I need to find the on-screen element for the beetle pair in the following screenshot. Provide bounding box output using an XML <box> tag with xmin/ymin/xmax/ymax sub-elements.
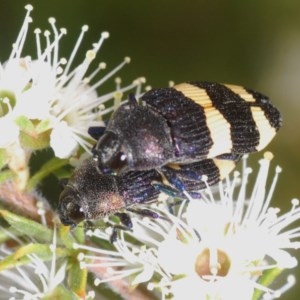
<box><xmin>58</xmin><ymin>81</ymin><xmax>282</xmax><ymax>230</ymax></box>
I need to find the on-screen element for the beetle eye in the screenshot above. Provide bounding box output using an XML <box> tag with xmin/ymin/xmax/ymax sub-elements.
<box><xmin>58</xmin><ymin>198</ymin><xmax>85</xmax><ymax>228</ymax></box>
<box><xmin>110</xmin><ymin>152</ymin><xmax>127</xmax><ymax>172</ymax></box>
<box><xmin>67</xmin><ymin>201</ymin><xmax>85</xmax><ymax>224</ymax></box>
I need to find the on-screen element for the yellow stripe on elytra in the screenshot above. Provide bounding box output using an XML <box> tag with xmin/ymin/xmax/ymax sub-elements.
<box><xmin>250</xmin><ymin>106</ymin><xmax>277</xmax><ymax>151</ymax></box>
<box><xmin>224</xmin><ymin>84</ymin><xmax>256</xmax><ymax>103</ymax></box>
<box><xmin>174</xmin><ymin>82</ymin><xmax>233</xmax><ymax>158</ymax></box>
<box><xmin>213</xmin><ymin>158</ymin><xmax>236</xmax><ymax>180</ymax></box>
<box><xmin>174</xmin><ymin>83</ymin><xmax>213</xmax><ymax>107</ymax></box>
<box><xmin>205</xmin><ymin>107</ymin><xmax>233</xmax><ymax>158</ymax></box>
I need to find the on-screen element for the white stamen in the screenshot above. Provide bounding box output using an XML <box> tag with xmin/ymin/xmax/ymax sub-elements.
<box><xmin>88</xmin><ymin>57</ymin><xmax>131</xmax><ymax>92</ymax></box>
<box><xmin>62</xmin><ymin>25</ymin><xmax>88</xmax><ymax>79</ymax></box>
<box><xmin>9</xmin><ymin>5</ymin><xmax>33</xmax><ymax>60</ymax></box>
<box><xmin>34</xmin><ymin>28</ymin><xmax>42</xmax><ymax>57</ymax></box>
<box><xmin>263</xmin><ymin>275</ymin><xmax>296</xmax><ymax>299</ymax></box>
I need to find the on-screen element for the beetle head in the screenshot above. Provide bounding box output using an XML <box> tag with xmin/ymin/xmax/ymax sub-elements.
<box><xmin>58</xmin><ymin>186</ymin><xmax>85</xmax><ymax>228</ymax></box>
<box><xmin>94</xmin><ymin>102</ymin><xmax>173</xmax><ymax>173</ymax></box>
<box><xmin>58</xmin><ymin>158</ymin><xmax>125</xmax><ymax>227</ymax></box>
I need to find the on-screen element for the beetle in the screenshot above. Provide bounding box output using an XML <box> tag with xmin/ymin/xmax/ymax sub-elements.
<box><xmin>58</xmin><ymin>155</ymin><xmax>238</xmax><ymax>231</ymax></box>
<box><xmin>91</xmin><ymin>81</ymin><xmax>282</xmax><ymax>190</ymax></box>
<box><xmin>58</xmin><ymin>157</ymin><xmax>161</xmax><ymax>229</ymax></box>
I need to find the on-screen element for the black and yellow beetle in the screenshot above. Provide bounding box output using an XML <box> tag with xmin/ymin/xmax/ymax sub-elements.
<box><xmin>91</xmin><ymin>81</ymin><xmax>282</xmax><ymax>190</ymax></box>
<box><xmin>59</xmin><ymin>81</ymin><xmax>281</xmax><ymax>235</ymax></box>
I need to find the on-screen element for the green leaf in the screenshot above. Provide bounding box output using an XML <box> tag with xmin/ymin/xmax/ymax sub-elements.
<box><xmin>0</xmin><ymin>243</ymin><xmax>69</xmax><ymax>271</ymax></box>
<box><xmin>43</xmin><ymin>285</ymin><xmax>77</xmax><ymax>300</ymax></box>
<box><xmin>68</xmin><ymin>258</ymin><xmax>88</xmax><ymax>298</ymax></box>
<box><xmin>73</xmin><ymin>222</ymin><xmax>86</xmax><ymax>245</ymax></box>
<box><xmin>59</xmin><ymin>225</ymin><xmax>77</xmax><ymax>249</ymax></box>
<box><xmin>0</xmin><ymin>209</ymin><xmax>53</xmax><ymax>243</ymax></box>
<box><xmin>0</xmin><ymin>225</ymin><xmax>23</xmax><ymax>243</ymax></box>
<box><xmin>27</xmin><ymin>157</ymin><xmax>69</xmax><ymax>190</ymax></box>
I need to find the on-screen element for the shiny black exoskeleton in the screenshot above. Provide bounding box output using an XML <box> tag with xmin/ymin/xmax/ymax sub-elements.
<box><xmin>58</xmin><ymin>81</ymin><xmax>282</xmax><ymax>242</ymax></box>
<box><xmin>58</xmin><ymin>154</ymin><xmax>237</xmax><ymax>231</ymax></box>
<box><xmin>92</xmin><ymin>82</ymin><xmax>282</xmax><ymax>179</ymax></box>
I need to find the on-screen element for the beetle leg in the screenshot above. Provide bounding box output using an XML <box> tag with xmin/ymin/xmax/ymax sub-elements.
<box><xmin>126</xmin><ymin>207</ymin><xmax>171</xmax><ymax>223</ymax></box>
<box><xmin>162</xmin><ymin>156</ymin><xmax>242</xmax><ymax>193</ymax></box>
<box><xmin>110</xmin><ymin>227</ymin><xmax>118</xmax><ymax>243</ymax></box>
<box><xmin>152</xmin><ymin>182</ymin><xmax>179</xmax><ymax>197</ymax></box>
<box><xmin>115</xmin><ymin>212</ymin><xmax>133</xmax><ymax>229</ymax></box>
<box><xmin>109</xmin><ymin>212</ymin><xmax>133</xmax><ymax>243</ymax></box>
<box><xmin>127</xmin><ymin>207</ymin><xmax>160</xmax><ymax>219</ymax></box>
<box><xmin>110</xmin><ymin>208</ymin><xmax>172</xmax><ymax>242</ymax></box>
<box><xmin>161</xmin><ymin>167</ymin><xmax>187</xmax><ymax>192</ymax></box>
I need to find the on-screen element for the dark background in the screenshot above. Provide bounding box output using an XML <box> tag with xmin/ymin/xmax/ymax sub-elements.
<box><xmin>1</xmin><ymin>1</ymin><xmax>300</xmax><ymax>299</ymax></box>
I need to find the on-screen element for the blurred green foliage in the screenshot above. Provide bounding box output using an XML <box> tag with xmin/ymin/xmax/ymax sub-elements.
<box><xmin>0</xmin><ymin>1</ymin><xmax>300</xmax><ymax>299</ymax></box>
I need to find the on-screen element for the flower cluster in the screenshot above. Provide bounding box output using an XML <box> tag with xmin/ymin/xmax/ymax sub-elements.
<box><xmin>75</xmin><ymin>153</ymin><xmax>300</xmax><ymax>300</ymax></box>
<box><xmin>0</xmin><ymin>4</ymin><xmax>299</xmax><ymax>300</ymax></box>
<box><xmin>0</xmin><ymin>4</ymin><xmax>144</xmax><ymax>189</ymax></box>
<box><xmin>0</xmin><ymin>226</ymin><xmax>67</xmax><ymax>299</ymax></box>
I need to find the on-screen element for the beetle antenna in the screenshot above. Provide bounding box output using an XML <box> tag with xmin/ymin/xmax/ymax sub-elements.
<box><xmin>128</xmin><ymin>93</ymin><xmax>138</xmax><ymax>107</ymax></box>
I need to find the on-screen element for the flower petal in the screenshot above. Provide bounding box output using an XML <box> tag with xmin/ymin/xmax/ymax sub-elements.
<box><xmin>50</xmin><ymin>121</ymin><xmax>77</xmax><ymax>158</ymax></box>
<box><xmin>0</xmin><ymin>116</ymin><xmax>19</xmax><ymax>147</ymax></box>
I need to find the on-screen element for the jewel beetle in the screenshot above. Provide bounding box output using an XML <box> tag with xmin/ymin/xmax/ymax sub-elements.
<box><xmin>58</xmin><ymin>157</ymin><xmax>161</xmax><ymax>228</ymax></box>
<box><xmin>58</xmin><ymin>155</ymin><xmax>238</xmax><ymax>229</ymax></box>
<box><xmin>91</xmin><ymin>81</ymin><xmax>282</xmax><ymax>190</ymax></box>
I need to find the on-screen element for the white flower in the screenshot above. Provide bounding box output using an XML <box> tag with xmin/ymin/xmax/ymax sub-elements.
<box><xmin>0</xmin><ymin>6</ymin><xmax>46</xmax><ymax>148</ymax></box>
<box><xmin>75</xmin><ymin>153</ymin><xmax>300</xmax><ymax>300</ymax></box>
<box><xmin>0</xmin><ymin>200</ymin><xmax>98</xmax><ymax>299</ymax></box>
<box><xmin>0</xmin><ymin>106</ymin><xmax>19</xmax><ymax>148</ymax></box>
<box><xmin>0</xmin><ymin>5</ymin><xmax>145</xmax><ymax>158</ymax></box>
<box><xmin>30</xmin><ymin>18</ymin><xmax>143</xmax><ymax>158</ymax></box>
<box><xmin>74</xmin><ymin>228</ymin><xmax>161</xmax><ymax>287</ymax></box>
<box><xmin>13</xmin><ymin>60</ymin><xmax>55</xmax><ymax>120</ymax></box>
<box><xmin>0</xmin><ymin>226</ymin><xmax>67</xmax><ymax>300</ymax></box>
<box><xmin>0</xmin><ymin>58</ymin><xmax>31</xmax><ymax>148</ymax></box>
